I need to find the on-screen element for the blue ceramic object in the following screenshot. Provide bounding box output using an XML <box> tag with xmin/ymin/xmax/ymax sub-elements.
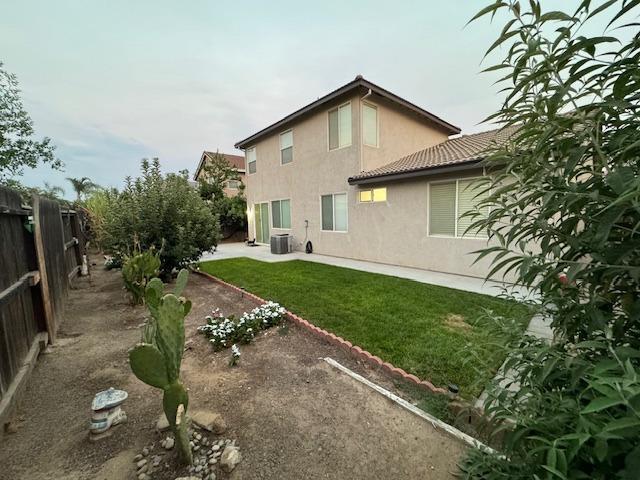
<box><xmin>92</xmin><ymin>387</ymin><xmax>128</xmax><ymax>411</ymax></box>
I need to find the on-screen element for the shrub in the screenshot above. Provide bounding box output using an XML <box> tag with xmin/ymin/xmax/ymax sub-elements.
<box><xmin>103</xmin><ymin>158</ymin><xmax>220</xmax><ymax>277</ymax></box>
<box><xmin>460</xmin><ymin>1</ymin><xmax>640</xmax><ymax>479</ymax></box>
<box><xmin>198</xmin><ymin>302</ymin><xmax>286</xmax><ymax>350</ymax></box>
<box><xmin>121</xmin><ymin>244</ymin><xmax>160</xmax><ymax>305</ymax></box>
<box><xmin>82</xmin><ymin>188</ymin><xmax>114</xmax><ymax>251</ymax></box>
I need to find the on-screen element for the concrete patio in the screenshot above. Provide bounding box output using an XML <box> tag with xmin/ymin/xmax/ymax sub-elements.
<box><xmin>201</xmin><ymin>242</ymin><xmax>535</xmax><ymax>300</ymax></box>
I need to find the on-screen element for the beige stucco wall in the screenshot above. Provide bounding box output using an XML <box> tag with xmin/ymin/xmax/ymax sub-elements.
<box><xmin>244</xmin><ymin>93</ymin><xmax>495</xmax><ymax>279</ymax></box>
<box><xmin>361</xmin><ymin>98</ymin><xmax>449</xmax><ymax>172</ymax></box>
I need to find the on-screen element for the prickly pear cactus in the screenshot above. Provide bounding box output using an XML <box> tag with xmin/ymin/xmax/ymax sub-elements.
<box><xmin>129</xmin><ymin>269</ymin><xmax>193</xmax><ymax>464</ymax></box>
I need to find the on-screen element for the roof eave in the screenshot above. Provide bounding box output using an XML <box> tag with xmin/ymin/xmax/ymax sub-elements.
<box><xmin>234</xmin><ymin>77</ymin><xmax>460</xmax><ymax>149</ymax></box>
<box><xmin>348</xmin><ymin>159</ymin><xmax>483</xmax><ymax>185</ymax></box>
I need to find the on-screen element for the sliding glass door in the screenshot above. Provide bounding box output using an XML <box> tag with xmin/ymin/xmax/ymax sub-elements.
<box><xmin>254</xmin><ymin>202</ymin><xmax>269</xmax><ymax>244</ymax></box>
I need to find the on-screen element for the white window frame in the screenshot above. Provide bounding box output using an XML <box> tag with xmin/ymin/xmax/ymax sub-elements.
<box><xmin>427</xmin><ymin>177</ymin><xmax>488</xmax><ymax>239</ymax></box>
<box><xmin>358</xmin><ymin>187</ymin><xmax>387</xmax><ymax>203</ymax></box>
<box><xmin>361</xmin><ymin>101</ymin><xmax>379</xmax><ymax>148</ymax></box>
<box><xmin>246</xmin><ymin>147</ymin><xmax>257</xmax><ymax>174</ymax></box>
<box><xmin>271</xmin><ymin>198</ymin><xmax>292</xmax><ymax>230</ymax></box>
<box><xmin>327</xmin><ymin>101</ymin><xmax>352</xmax><ymax>151</ymax></box>
<box><xmin>279</xmin><ymin>130</ymin><xmax>293</xmax><ymax>165</ymax></box>
<box><xmin>319</xmin><ymin>192</ymin><xmax>348</xmax><ymax>233</ymax></box>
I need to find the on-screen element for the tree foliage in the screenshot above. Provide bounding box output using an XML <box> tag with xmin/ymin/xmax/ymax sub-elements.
<box><xmin>197</xmin><ymin>151</ymin><xmax>247</xmax><ymax>237</ymax></box>
<box><xmin>66</xmin><ymin>176</ymin><xmax>98</xmax><ymax>201</ymax></box>
<box><xmin>460</xmin><ymin>1</ymin><xmax>640</xmax><ymax>478</ymax></box>
<box><xmin>102</xmin><ymin>158</ymin><xmax>220</xmax><ymax>277</ymax></box>
<box><xmin>0</xmin><ymin>62</ymin><xmax>61</xmax><ymax>179</ymax></box>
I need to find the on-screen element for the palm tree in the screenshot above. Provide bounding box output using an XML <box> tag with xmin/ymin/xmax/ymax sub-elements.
<box><xmin>66</xmin><ymin>176</ymin><xmax>99</xmax><ymax>201</ymax></box>
<box><xmin>42</xmin><ymin>182</ymin><xmax>65</xmax><ymax>199</ymax></box>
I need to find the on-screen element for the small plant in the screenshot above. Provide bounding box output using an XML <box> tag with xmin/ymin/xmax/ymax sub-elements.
<box><xmin>229</xmin><ymin>344</ymin><xmax>241</xmax><ymax>366</ymax></box>
<box><xmin>129</xmin><ymin>269</ymin><xmax>193</xmax><ymax>464</ymax></box>
<box><xmin>122</xmin><ymin>244</ymin><xmax>161</xmax><ymax>304</ymax></box>
<box><xmin>198</xmin><ymin>301</ymin><xmax>287</xmax><ymax>350</ymax></box>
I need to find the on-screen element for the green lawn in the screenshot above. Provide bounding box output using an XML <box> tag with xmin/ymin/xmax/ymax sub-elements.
<box><xmin>199</xmin><ymin>258</ymin><xmax>530</xmax><ymax>397</ymax></box>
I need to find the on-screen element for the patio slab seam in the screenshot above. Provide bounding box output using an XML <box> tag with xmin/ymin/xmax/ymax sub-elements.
<box><xmin>194</xmin><ymin>269</ymin><xmax>448</xmax><ymax>395</ymax></box>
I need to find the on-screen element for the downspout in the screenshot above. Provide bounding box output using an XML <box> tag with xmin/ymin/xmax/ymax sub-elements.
<box><xmin>359</xmin><ymin>88</ymin><xmax>372</xmax><ymax>172</ymax></box>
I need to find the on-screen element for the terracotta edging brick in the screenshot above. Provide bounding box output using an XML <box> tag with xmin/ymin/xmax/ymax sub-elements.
<box><xmin>194</xmin><ymin>269</ymin><xmax>448</xmax><ymax>395</ymax></box>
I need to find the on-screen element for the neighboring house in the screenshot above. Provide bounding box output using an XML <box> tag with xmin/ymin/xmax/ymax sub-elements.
<box><xmin>234</xmin><ymin>76</ymin><xmax>512</xmax><ymax>278</ymax></box>
<box><xmin>194</xmin><ymin>151</ymin><xmax>246</xmax><ymax>197</ymax></box>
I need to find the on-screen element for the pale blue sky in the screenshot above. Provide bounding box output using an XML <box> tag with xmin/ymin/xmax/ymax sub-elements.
<box><xmin>0</xmin><ymin>0</ymin><xmax>608</xmax><ymax>196</ymax></box>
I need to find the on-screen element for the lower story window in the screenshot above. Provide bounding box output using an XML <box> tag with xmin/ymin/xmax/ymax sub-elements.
<box><xmin>321</xmin><ymin>193</ymin><xmax>347</xmax><ymax>232</ymax></box>
<box><xmin>429</xmin><ymin>179</ymin><xmax>488</xmax><ymax>238</ymax></box>
<box><xmin>359</xmin><ymin>187</ymin><xmax>387</xmax><ymax>203</ymax></box>
<box><xmin>271</xmin><ymin>199</ymin><xmax>291</xmax><ymax>229</ymax></box>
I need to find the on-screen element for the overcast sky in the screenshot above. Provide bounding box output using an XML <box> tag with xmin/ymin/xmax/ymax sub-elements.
<box><xmin>0</xmin><ymin>0</ymin><xmax>592</xmax><ymax>196</ymax></box>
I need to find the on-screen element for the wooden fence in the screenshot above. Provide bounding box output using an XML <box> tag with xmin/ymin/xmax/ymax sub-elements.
<box><xmin>0</xmin><ymin>186</ymin><xmax>87</xmax><ymax>428</ymax></box>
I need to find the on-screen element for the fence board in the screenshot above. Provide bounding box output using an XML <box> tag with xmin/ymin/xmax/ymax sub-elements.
<box><xmin>0</xmin><ymin>187</ymin><xmax>41</xmax><ymax>401</ymax></box>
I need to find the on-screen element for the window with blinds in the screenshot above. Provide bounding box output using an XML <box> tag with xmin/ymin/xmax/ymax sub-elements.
<box><xmin>247</xmin><ymin>147</ymin><xmax>256</xmax><ymax>174</ymax></box>
<box><xmin>280</xmin><ymin>130</ymin><xmax>293</xmax><ymax>165</ymax></box>
<box><xmin>321</xmin><ymin>193</ymin><xmax>347</xmax><ymax>231</ymax></box>
<box><xmin>328</xmin><ymin>103</ymin><xmax>352</xmax><ymax>150</ymax></box>
<box><xmin>271</xmin><ymin>199</ymin><xmax>291</xmax><ymax>229</ymax></box>
<box><xmin>429</xmin><ymin>179</ymin><xmax>488</xmax><ymax>238</ymax></box>
<box><xmin>362</xmin><ymin>103</ymin><xmax>378</xmax><ymax>147</ymax></box>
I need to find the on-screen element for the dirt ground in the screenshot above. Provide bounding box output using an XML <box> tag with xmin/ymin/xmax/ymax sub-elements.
<box><xmin>0</xmin><ymin>255</ymin><xmax>466</xmax><ymax>479</ymax></box>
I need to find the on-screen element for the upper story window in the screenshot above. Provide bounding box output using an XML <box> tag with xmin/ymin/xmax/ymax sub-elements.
<box><xmin>280</xmin><ymin>130</ymin><xmax>293</xmax><ymax>165</ymax></box>
<box><xmin>328</xmin><ymin>102</ymin><xmax>352</xmax><ymax>150</ymax></box>
<box><xmin>247</xmin><ymin>147</ymin><xmax>256</xmax><ymax>174</ymax></box>
<box><xmin>362</xmin><ymin>102</ymin><xmax>378</xmax><ymax>147</ymax></box>
<box><xmin>429</xmin><ymin>178</ymin><xmax>489</xmax><ymax>238</ymax></box>
<box><xmin>226</xmin><ymin>180</ymin><xmax>240</xmax><ymax>189</ymax></box>
<box><xmin>321</xmin><ymin>193</ymin><xmax>348</xmax><ymax>232</ymax></box>
<box><xmin>359</xmin><ymin>187</ymin><xmax>386</xmax><ymax>203</ymax></box>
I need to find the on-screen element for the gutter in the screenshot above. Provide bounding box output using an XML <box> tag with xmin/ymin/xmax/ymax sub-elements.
<box><xmin>348</xmin><ymin>160</ymin><xmax>483</xmax><ymax>185</ymax></box>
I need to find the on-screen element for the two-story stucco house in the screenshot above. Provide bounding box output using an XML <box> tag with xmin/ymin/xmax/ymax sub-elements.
<box><xmin>194</xmin><ymin>151</ymin><xmax>246</xmax><ymax>197</ymax></box>
<box><xmin>234</xmin><ymin>76</ymin><xmax>510</xmax><ymax>278</ymax></box>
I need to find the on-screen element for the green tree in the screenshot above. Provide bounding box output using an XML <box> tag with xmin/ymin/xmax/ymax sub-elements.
<box><xmin>103</xmin><ymin>158</ymin><xmax>220</xmax><ymax>277</ymax></box>
<box><xmin>0</xmin><ymin>62</ymin><xmax>61</xmax><ymax>179</ymax></box>
<box><xmin>460</xmin><ymin>1</ymin><xmax>640</xmax><ymax>479</ymax></box>
<box><xmin>198</xmin><ymin>151</ymin><xmax>247</xmax><ymax>237</ymax></box>
<box><xmin>66</xmin><ymin>176</ymin><xmax>98</xmax><ymax>201</ymax></box>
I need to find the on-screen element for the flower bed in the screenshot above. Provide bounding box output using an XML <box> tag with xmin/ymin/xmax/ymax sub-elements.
<box><xmin>197</xmin><ymin>301</ymin><xmax>286</xmax><ymax>350</ymax></box>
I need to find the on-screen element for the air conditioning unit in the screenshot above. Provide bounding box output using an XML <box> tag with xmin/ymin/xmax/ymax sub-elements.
<box><xmin>270</xmin><ymin>234</ymin><xmax>292</xmax><ymax>254</ymax></box>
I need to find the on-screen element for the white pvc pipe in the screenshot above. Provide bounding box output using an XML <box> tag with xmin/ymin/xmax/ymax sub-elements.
<box><xmin>323</xmin><ymin>357</ymin><xmax>496</xmax><ymax>454</ymax></box>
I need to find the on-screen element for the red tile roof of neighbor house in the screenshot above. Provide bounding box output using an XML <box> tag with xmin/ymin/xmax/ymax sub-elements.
<box><xmin>194</xmin><ymin>151</ymin><xmax>245</xmax><ymax>180</ymax></box>
<box><xmin>349</xmin><ymin>125</ymin><xmax>519</xmax><ymax>184</ymax></box>
<box><xmin>234</xmin><ymin>75</ymin><xmax>461</xmax><ymax>149</ymax></box>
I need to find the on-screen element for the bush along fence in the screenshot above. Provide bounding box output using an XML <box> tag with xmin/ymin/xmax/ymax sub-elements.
<box><xmin>0</xmin><ymin>186</ymin><xmax>88</xmax><ymax>432</ymax></box>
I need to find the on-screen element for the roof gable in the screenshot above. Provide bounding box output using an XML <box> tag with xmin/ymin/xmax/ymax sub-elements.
<box><xmin>194</xmin><ymin>151</ymin><xmax>245</xmax><ymax>180</ymax></box>
<box><xmin>234</xmin><ymin>76</ymin><xmax>460</xmax><ymax>149</ymax></box>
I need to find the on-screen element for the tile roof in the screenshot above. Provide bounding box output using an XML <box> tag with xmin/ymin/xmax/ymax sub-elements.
<box><xmin>204</xmin><ymin>151</ymin><xmax>245</xmax><ymax>171</ymax></box>
<box><xmin>194</xmin><ymin>151</ymin><xmax>245</xmax><ymax>180</ymax></box>
<box><xmin>349</xmin><ymin>126</ymin><xmax>518</xmax><ymax>183</ymax></box>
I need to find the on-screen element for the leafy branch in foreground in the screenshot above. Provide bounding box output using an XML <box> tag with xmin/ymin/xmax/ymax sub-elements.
<box><xmin>460</xmin><ymin>1</ymin><xmax>640</xmax><ymax>479</ymax></box>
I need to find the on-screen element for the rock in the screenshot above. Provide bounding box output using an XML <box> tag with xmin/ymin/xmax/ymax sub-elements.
<box><xmin>134</xmin><ymin>454</ymin><xmax>143</xmax><ymax>462</ymax></box>
<box><xmin>136</xmin><ymin>459</ymin><xmax>147</xmax><ymax>468</ymax></box>
<box><xmin>220</xmin><ymin>445</ymin><xmax>242</xmax><ymax>473</ymax></box>
<box><xmin>137</xmin><ymin>464</ymin><xmax>148</xmax><ymax>474</ymax></box>
<box><xmin>138</xmin><ymin>473</ymin><xmax>149</xmax><ymax>480</ymax></box>
<box><xmin>190</xmin><ymin>410</ymin><xmax>227</xmax><ymax>434</ymax></box>
<box><xmin>164</xmin><ymin>437</ymin><xmax>174</xmax><ymax>450</ymax></box>
<box><xmin>142</xmin><ymin>447</ymin><xmax>149</xmax><ymax>456</ymax></box>
<box><xmin>156</xmin><ymin>413</ymin><xmax>171</xmax><ymax>431</ymax></box>
<box><xmin>174</xmin><ymin>477</ymin><xmax>200</xmax><ymax>480</ymax></box>
<box><xmin>212</xmin><ymin>444</ymin><xmax>220</xmax><ymax>452</ymax></box>
<box><xmin>209</xmin><ymin>457</ymin><xmax>217</xmax><ymax>465</ymax></box>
